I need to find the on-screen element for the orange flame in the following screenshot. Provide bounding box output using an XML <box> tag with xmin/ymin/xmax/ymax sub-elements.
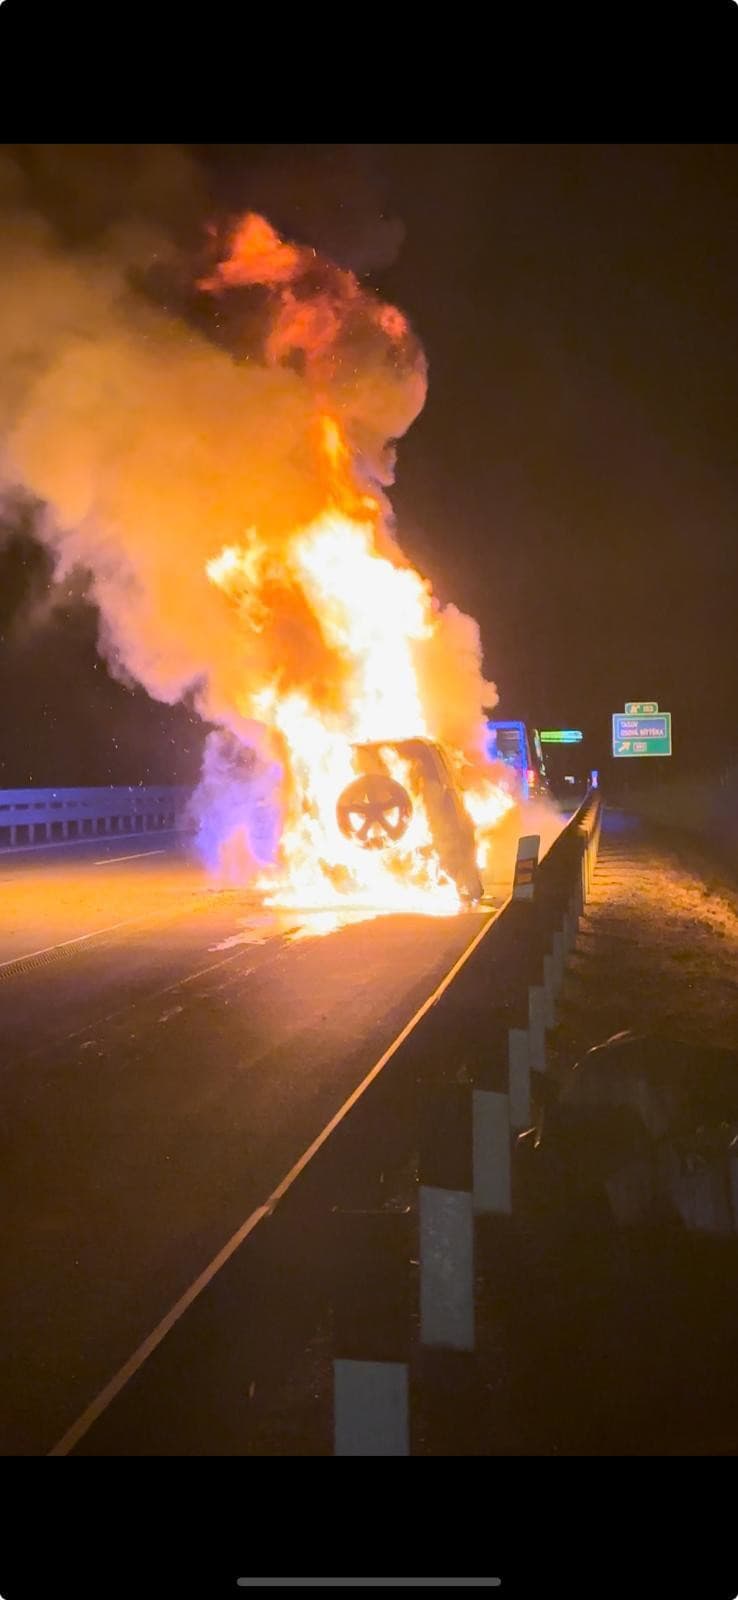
<box><xmin>199</xmin><ymin>212</ymin><xmax>512</xmax><ymax>914</ymax></box>
<box><xmin>205</xmin><ymin>403</ymin><xmax>513</xmax><ymax>915</ymax></box>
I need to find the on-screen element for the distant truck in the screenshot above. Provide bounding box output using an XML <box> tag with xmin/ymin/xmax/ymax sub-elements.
<box><xmin>485</xmin><ymin>720</ymin><xmax>551</xmax><ymax>803</ymax></box>
<box><xmin>537</xmin><ymin>741</ymin><xmax>590</xmax><ymax>802</ymax></box>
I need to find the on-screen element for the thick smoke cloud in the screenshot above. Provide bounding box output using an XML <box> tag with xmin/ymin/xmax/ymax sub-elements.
<box><xmin>0</xmin><ymin>146</ymin><xmax>497</xmax><ymax>834</ymax></box>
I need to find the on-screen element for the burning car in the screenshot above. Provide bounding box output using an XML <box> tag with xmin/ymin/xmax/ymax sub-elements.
<box><xmin>335</xmin><ymin>737</ymin><xmax>484</xmax><ymax>903</ymax></box>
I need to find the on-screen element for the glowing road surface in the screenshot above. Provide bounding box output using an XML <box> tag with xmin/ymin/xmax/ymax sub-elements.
<box><xmin>0</xmin><ymin>814</ymin><xmax>563</xmax><ymax>1455</ymax></box>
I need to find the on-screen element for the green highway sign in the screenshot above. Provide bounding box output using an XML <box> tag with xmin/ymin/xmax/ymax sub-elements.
<box><xmin>612</xmin><ymin>712</ymin><xmax>672</xmax><ymax>758</ymax></box>
<box><xmin>625</xmin><ymin>701</ymin><xmax>659</xmax><ymax>715</ymax></box>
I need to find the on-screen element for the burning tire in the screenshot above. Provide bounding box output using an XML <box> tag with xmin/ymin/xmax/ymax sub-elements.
<box><xmin>336</xmin><ymin>772</ymin><xmax>413</xmax><ymax>849</ymax></box>
<box><xmin>338</xmin><ymin>740</ymin><xmax>484</xmax><ymax>904</ymax></box>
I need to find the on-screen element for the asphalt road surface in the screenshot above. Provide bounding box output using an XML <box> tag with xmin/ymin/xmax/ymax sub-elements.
<box><xmin>1</xmin><ymin>830</ymin><xmax>520</xmax><ymax>1455</ymax></box>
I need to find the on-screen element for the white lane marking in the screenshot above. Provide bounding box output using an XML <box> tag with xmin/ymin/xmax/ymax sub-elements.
<box><xmin>0</xmin><ymin>828</ymin><xmax>179</xmax><ymax>863</ymax></box>
<box><xmin>0</xmin><ymin>874</ymin><xmax>233</xmax><ymax>973</ymax></box>
<box><xmin>0</xmin><ymin>917</ymin><xmax>157</xmax><ymax>971</ymax></box>
<box><xmin>94</xmin><ymin>849</ymin><xmax>166</xmax><ymax>866</ymax></box>
<box><xmin>15</xmin><ymin>939</ymin><xmax>284</xmax><ymax>1072</ymax></box>
<box><xmin>48</xmin><ymin>899</ymin><xmax>508</xmax><ymax>1457</ymax></box>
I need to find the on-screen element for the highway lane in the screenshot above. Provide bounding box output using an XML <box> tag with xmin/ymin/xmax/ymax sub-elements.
<box><xmin>0</xmin><ymin>829</ymin><xmax>515</xmax><ymax>1058</ymax></box>
<box><xmin>0</xmin><ymin>830</ymin><xmax>212</xmax><ymax>967</ymax></box>
<box><xmin>0</xmin><ymin>805</ymin><xmax>569</xmax><ymax>1455</ymax></box>
<box><xmin>0</xmin><ymin>824</ymin><xmax>519</xmax><ymax>967</ymax></box>
<box><xmin>1</xmin><ymin>834</ymin><xmax>509</xmax><ymax>1456</ymax></box>
<box><xmin>0</xmin><ymin>788</ymin><xmax>565</xmax><ymax>962</ymax></box>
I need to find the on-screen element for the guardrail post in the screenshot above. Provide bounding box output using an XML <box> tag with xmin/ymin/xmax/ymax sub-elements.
<box><xmin>572</xmin><ymin>828</ymin><xmax>586</xmax><ymax>921</ymax></box>
<box><xmin>419</xmin><ymin>1085</ymin><xmax>474</xmax><ymax>1351</ymax></box>
<box><xmin>592</xmin><ymin>800</ymin><xmax>602</xmax><ymax>871</ymax></box>
<box><xmin>508</xmin><ymin>1023</ymin><xmax>531</xmax><ymax>1132</ymax></box>
<box><xmin>581</xmin><ymin>796</ymin><xmax>602</xmax><ymax>899</ymax></box>
<box><xmin>525</xmin><ymin>896</ymin><xmax>544</xmax><ymax>1075</ymax></box>
<box><xmin>528</xmin><ymin>950</ymin><xmax>547</xmax><ymax>1076</ymax></box>
<box><xmin>539</xmin><ymin>869</ymin><xmax>566</xmax><ymax>1025</ymax></box>
<box><xmin>576</xmin><ymin>832</ymin><xmax>585</xmax><ymax>908</ymax></box>
<box><xmin>485</xmin><ymin>899</ymin><xmax>535</xmax><ymax>1130</ymax></box>
<box><xmin>530</xmin><ymin>797</ymin><xmax>602</xmax><ymax>1064</ymax></box>
<box><xmin>415</xmin><ymin>1084</ymin><xmax>481</xmax><ymax>1456</ymax></box>
<box><xmin>512</xmin><ymin>833</ymin><xmax>540</xmax><ymax>902</ymax></box>
<box><xmin>472</xmin><ymin>1018</ymin><xmax>513</xmax><ymax>1216</ymax></box>
<box><xmin>511</xmin><ymin>835</ymin><xmax>548</xmax><ymax>1075</ymax></box>
<box><xmin>332</xmin><ymin>1209</ymin><xmax>410</xmax><ymax>1455</ymax></box>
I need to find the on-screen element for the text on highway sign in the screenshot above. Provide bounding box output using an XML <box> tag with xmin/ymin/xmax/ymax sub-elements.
<box><xmin>612</xmin><ymin>712</ymin><xmax>672</xmax><ymax>758</ymax></box>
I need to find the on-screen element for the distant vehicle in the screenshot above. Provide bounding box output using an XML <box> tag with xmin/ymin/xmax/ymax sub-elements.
<box><xmin>543</xmin><ymin>755</ymin><xmax>590</xmax><ymax>803</ymax></box>
<box><xmin>484</xmin><ymin>719</ymin><xmax>551</xmax><ymax>802</ymax></box>
<box><xmin>336</xmin><ymin>737</ymin><xmax>483</xmax><ymax>902</ymax></box>
<box><xmin>535</xmin><ymin>737</ymin><xmax>590</xmax><ymax>802</ymax></box>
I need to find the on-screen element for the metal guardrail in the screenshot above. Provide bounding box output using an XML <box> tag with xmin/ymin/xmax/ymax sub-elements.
<box><xmin>62</xmin><ymin>788</ymin><xmax>605</xmax><ymax>1458</ymax></box>
<box><xmin>0</xmin><ymin>786</ymin><xmax>193</xmax><ymax>849</ymax></box>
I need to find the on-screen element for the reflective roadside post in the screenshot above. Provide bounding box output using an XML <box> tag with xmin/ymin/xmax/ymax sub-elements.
<box><xmin>333</xmin><ymin>1210</ymin><xmax>410</xmax><ymax>1455</ymax></box>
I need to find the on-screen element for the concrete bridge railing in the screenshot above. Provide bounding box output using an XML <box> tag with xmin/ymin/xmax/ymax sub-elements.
<box><xmin>0</xmin><ymin>786</ymin><xmax>193</xmax><ymax>850</ymax></box>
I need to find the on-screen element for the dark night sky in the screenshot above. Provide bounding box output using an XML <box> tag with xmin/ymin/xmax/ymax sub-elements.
<box><xmin>1</xmin><ymin>143</ymin><xmax>736</xmax><ymax>786</ymax></box>
<box><xmin>383</xmin><ymin>145</ymin><xmax>738</xmax><ymax>773</ymax></box>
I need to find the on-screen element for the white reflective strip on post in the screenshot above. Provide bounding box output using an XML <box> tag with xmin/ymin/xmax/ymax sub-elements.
<box><xmin>528</xmin><ymin>985</ymin><xmax>546</xmax><ymax>1073</ymax></box>
<box><xmin>333</xmin><ymin>1359</ymin><xmax>409</xmax><ymax>1455</ymax></box>
<box><xmin>419</xmin><ymin>1186</ymin><xmax>474</xmax><ymax>1351</ymax></box>
<box><xmin>512</xmin><ymin>833</ymin><xmax>540</xmax><ymax>901</ymax></box>
<box><xmin>508</xmin><ymin>1027</ymin><xmax>531</xmax><ymax>1130</ymax></box>
<box><xmin>472</xmin><ymin>1090</ymin><xmax>511</xmax><ymax>1216</ymax></box>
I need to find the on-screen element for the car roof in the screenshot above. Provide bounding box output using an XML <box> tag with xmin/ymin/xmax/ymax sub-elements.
<box><xmin>352</xmin><ymin>737</ymin><xmax>453</xmax><ymax>781</ymax></box>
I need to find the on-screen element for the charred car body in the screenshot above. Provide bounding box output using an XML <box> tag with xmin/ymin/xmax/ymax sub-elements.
<box><xmin>335</xmin><ymin>737</ymin><xmax>483</xmax><ymax>903</ymax></box>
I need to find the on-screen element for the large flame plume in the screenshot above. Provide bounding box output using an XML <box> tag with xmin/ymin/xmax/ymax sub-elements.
<box><xmin>199</xmin><ymin>214</ymin><xmax>513</xmax><ymax>911</ymax></box>
<box><xmin>0</xmin><ymin>158</ymin><xmax>512</xmax><ymax>914</ymax></box>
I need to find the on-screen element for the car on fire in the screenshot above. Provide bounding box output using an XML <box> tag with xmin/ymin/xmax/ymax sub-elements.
<box><xmin>335</xmin><ymin>737</ymin><xmax>484</xmax><ymax>903</ymax></box>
